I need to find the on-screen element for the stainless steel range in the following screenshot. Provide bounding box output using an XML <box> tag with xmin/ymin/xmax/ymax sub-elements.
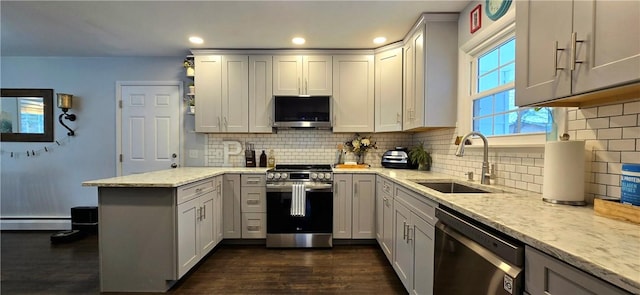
<box><xmin>265</xmin><ymin>164</ymin><xmax>333</xmax><ymax>248</ymax></box>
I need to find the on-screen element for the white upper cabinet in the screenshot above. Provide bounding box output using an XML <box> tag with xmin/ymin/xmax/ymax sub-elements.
<box><xmin>332</xmin><ymin>55</ymin><xmax>375</xmax><ymax>132</ymax></box>
<box><xmin>403</xmin><ymin>14</ymin><xmax>458</xmax><ymax>131</ymax></box>
<box><xmin>194</xmin><ymin>55</ymin><xmax>248</xmax><ymax>133</ymax></box>
<box><xmin>516</xmin><ymin>0</ymin><xmax>640</xmax><ymax>106</ymax></box>
<box><xmin>194</xmin><ymin>55</ymin><xmax>222</xmax><ymax>132</ymax></box>
<box><xmin>249</xmin><ymin>55</ymin><xmax>273</xmax><ymax>133</ymax></box>
<box><xmin>273</xmin><ymin>55</ymin><xmax>332</xmax><ymax>95</ymax></box>
<box><xmin>375</xmin><ymin>47</ymin><xmax>403</xmax><ymax>132</ymax></box>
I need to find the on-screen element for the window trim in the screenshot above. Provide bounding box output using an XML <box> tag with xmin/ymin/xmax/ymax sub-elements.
<box><xmin>458</xmin><ymin>9</ymin><xmax>547</xmax><ymax>147</ymax></box>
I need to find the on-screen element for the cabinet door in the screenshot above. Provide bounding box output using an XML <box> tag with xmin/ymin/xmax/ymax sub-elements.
<box><xmin>572</xmin><ymin>0</ymin><xmax>640</xmax><ymax>94</ymax></box>
<box><xmin>515</xmin><ymin>0</ymin><xmax>573</xmax><ymax>106</ymax></box>
<box><xmin>304</xmin><ymin>55</ymin><xmax>333</xmax><ymax>95</ymax></box>
<box><xmin>332</xmin><ymin>55</ymin><xmax>374</xmax><ymax>132</ymax></box>
<box><xmin>194</xmin><ymin>55</ymin><xmax>223</xmax><ymax>132</ymax></box>
<box><xmin>352</xmin><ymin>174</ymin><xmax>375</xmax><ymax>239</ymax></box>
<box><xmin>177</xmin><ymin>197</ymin><xmax>199</xmax><ymax>278</ymax></box>
<box><xmin>221</xmin><ymin>55</ymin><xmax>248</xmax><ymax>132</ymax></box>
<box><xmin>199</xmin><ymin>191</ymin><xmax>216</xmax><ymax>255</ymax></box>
<box><xmin>375</xmin><ymin>47</ymin><xmax>403</xmax><ymax>132</ymax></box>
<box><xmin>393</xmin><ymin>200</ymin><xmax>413</xmax><ymax>291</ymax></box>
<box><xmin>273</xmin><ymin>56</ymin><xmax>302</xmax><ymax>95</ymax></box>
<box><xmin>411</xmin><ymin>213</ymin><xmax>434</xmax><ymax>295</ymax></box>
<box><xmin>402</xmin><ymin>39</ymin><xmax>415</xmax><ymax>130</ymax></box>
<box><xmin>214</xmin><ymin>177</ymin><xmax>224</xmax><ymax>244</ymax></box>
<box><xmin>333</xmin><ymin>174</ymin><xmax>352</xmax><ymax>239</ymax></box>
<box><xmin>223</xmin><ymin>174</ymin><xmax>242</xmax><ymax>238</ymax></box>
<box><xmin>249</xmin><ymin>55</ymin><xmax>274</xmax><ymax>133</ymax></box>
<box><xmin>381</xmin><ymin>187</ymin><xmax>394</xmax><ymax>262</ymax></box>
<box><xmin>375</xmin><ymin>178</ymin><xmax>384</xmax><ymax>243</ymax></box>
<box><xmin>411</xmin><ymin>29</ymin><xmax>425</xmax><ymax>129</ymax></box>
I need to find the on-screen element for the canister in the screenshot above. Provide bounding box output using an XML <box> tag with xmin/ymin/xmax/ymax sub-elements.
<box><xmin>621</xmin><ymin>163</ymin><xmax>640</xmax><ymax>206</ymax></box>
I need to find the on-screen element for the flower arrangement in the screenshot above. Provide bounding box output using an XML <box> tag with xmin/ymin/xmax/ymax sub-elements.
<box><xmin>344</xmin><ymin>133</ymin><xmax>377</xmax><ymax>163</ymax></box>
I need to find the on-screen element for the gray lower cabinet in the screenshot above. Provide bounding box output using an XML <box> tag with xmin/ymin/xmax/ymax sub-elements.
<box><xmin>223</xmin><ymin>174</ymin><xmax>242</xmax><ymax>238</ymax></box>
<box><xmin>333</xmin><ymin>173</ymin><xmax>376</xmax><ymax>239</ymax></box>
<box><xmin>392</xmin><ymin>185</ymin><xmax>436</xmax><ymax>295</ymax></box>
<box><xmin>375</xmin><ymin>176</ymin><xmax>395</xmax><ymax>263</ymax></box>
<box><xmin>525</xmin><ymin>246</ymin><xmax>631</xmax><ymax>295</ymax></box>
<box><xmin>240</xmin><ymin>174</ymin><xmax>267</xmax><ymax>238</ymax></box>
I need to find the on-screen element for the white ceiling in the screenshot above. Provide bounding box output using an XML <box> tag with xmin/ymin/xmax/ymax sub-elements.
<box><xmin>1</xmin><ymin>1</ymin><xmax>470</xmax><ymax>57</ymax></box>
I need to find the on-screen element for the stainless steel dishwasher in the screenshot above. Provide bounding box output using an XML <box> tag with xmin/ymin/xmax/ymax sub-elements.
<box><xmin>434</xmin><ymin>206</ymin><xmax>525</xmax><ymax>295</ymax></box>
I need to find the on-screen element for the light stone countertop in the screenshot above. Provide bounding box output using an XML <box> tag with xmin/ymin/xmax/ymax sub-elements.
<box><xmin>84</xmin><ymin>167</ymin><xmax>640</xmax><ymax>294</ymax></box>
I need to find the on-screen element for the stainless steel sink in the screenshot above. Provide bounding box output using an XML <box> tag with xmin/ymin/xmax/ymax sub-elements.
<box><xmin>415</xmin><ymin>182</ymin><xmax>491</xmax><ymax>194</ymax></box>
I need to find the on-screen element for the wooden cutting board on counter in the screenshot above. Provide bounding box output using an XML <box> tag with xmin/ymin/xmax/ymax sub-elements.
<box><xmin>594</xmin><ymin>198</ymin><xmax>640</xmax><ymax>225</ymax></box>
<box><xmin>334</xmin><ymin>164</ymin><xmax>370</xmax><ymax>169</ymax></box>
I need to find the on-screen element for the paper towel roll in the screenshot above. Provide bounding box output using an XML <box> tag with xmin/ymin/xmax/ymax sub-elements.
<box><xmin>543</xmin><ymin>140</ymin><xmax>586</xmax><ymax>205</ymax></box>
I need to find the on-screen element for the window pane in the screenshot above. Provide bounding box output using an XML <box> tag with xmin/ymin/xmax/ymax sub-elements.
<box><xmin>478</xmin><ymin>48</ymin><xmax>499</xmax><ymax>76</ymax></box>
<box><xmin>478</xmin><ymin>70</ymin><xmax>499</xmax><ymax>92</ymax></box>
<box><xmin>494</xmin><ymin>113</ymin><xmax>509</xmax><ymax>135</ymax></box>
<box><xmin>473</xmin><ymin>117</ymin><xmax>494</xmax><ymax>135</ymax></box>
<box><xmin>500</xmin><ymin>39</ymin><xmax>515</xmax><ymax>64</ymax></box>
<box><xmin>520</xmin><ymin>108</ymin><xmax>550</xmax><ymax>133</ymax></box>
<box><xmin>501</xmin><ymin>62</ymin><xmax>515</xmax><ymax>84</ymax></box>
<box><xmin>473</xmin><ymin>95</ymin><xmax>493</xmax><ymax>117</ymax></box>
<box><xmin>494</xmin><ymin>89</ymin><xmax>517</xmax><ymax>113</ymax></box>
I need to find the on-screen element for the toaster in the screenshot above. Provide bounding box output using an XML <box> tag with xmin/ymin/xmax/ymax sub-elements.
<box><xmin>381</xmin><ymin>147</ymin><xmax>418</xmax><ymax>169</ymax></box>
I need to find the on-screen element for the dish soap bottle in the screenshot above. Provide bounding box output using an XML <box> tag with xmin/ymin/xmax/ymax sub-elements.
<box><xmin>267</xmin><ymin>149</ymin><xmax>276</xmax><ymax>168</ymax></box>
<box><xmin>259</xmin><ymin>150</ymin><xmax>267</xmax><ymax>167</ymax></box>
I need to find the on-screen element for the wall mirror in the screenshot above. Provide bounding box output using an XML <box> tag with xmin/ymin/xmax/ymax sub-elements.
<box><xmin>0</xmin><ymin>89</ymin><xmax>54</xmax><ymax>142</ymax></box>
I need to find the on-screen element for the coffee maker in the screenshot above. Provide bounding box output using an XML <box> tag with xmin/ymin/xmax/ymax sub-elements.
<box><xmin>245</xmin><ymin>142</ymin><xmax>256</xmax><ymax>167</ymax></box>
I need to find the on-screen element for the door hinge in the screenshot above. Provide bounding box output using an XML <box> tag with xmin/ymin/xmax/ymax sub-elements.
<box><xmin>119</xmin><ymin>154</ymin><xmax>123</xmax><ymax>162</ymax></box>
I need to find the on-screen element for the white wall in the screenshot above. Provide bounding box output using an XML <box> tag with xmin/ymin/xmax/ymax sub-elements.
<box><xmin>0</xmin><ymin>56</ymin><xmax>199</xmax><ymax>229</ymax></box>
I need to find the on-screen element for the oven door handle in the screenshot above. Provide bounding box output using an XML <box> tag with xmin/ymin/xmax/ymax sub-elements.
<box><xmin>266</xmin><ymin>184</ymin><xmax>333</xmax><ymax>193</ymax></box>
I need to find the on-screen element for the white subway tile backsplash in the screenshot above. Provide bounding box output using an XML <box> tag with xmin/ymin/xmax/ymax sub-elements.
<box><xmin>610</xmin><ymin>115</ymin><xmax>637</xmax><ymax>127</ymax></box>
<box><xmin>586</xmin><ymin>118</ymin><xmax>610</xmax><ymax>129</ymax></box>
<box><xmin>576</xmin><ymin>129</ymin><xmax>597</xmax><ymax>140</ymax></box>
<box><xmin>624</xmin><ymin>100</ymin><xmax>640</xmax><ymax>114</ymax></box>
<box><xmin>608</xmin><ymin>139</ymin><xmax>636</xmax><ymax>151</ymax></box>
<box><xmin>599</xmin><ymin>104</ymin><xmax>623</xmax><ymax>117</ymax></box>
<box><xmin>577</xmin><ymin>107</ymin><xmax>598</xmax><ymax>119</ymax></box>
<box><xmin>622</xmin><ymin>126</ymin><xmax>640</xmax><ymax>139</ymax></box>
<box><xmin>568</xmin><ymin>119</ymin><xmax>586</xmax><ymax>130</ymax></box>
<box><xmin>621</xmin><ymin>151</ymin><xmax>640</xmax><ymax>164</ymax></box>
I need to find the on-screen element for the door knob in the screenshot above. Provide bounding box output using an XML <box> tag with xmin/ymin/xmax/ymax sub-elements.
<box><xmin>171</xmin><ymin>163</ymin><xmax>178</xmax><ymax>168</ymax></box>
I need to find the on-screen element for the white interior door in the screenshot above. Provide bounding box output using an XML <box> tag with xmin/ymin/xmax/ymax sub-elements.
<box><xmin>120</xmin><ymin>84</ymin><xmax>180</xmax><ymax>175</ymax></box>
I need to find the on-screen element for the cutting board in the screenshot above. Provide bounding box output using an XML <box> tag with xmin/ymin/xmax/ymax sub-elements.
<box><xmin>594</xmin><ymin>198</ymin><xmax>640</xmax><ymax>224</ymax></box>
<box><xmin>334</xmin><ymin>164</ymin><xmax>370</xmax><ymax>169</ymax></box>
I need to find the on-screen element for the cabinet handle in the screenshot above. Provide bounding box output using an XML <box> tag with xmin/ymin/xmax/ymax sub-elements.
<box><xmin>354</xmin><ymin>183</ymin><xmax>358</xmax><ymax>196</ymax></box>
<box><xmin>224</xmin><ymin>117</ymin><xmax>228</xmax><ymax>128</ymax></box>
<box><xmin>247</xmin><ymin>225</ymin><xmax>260</xmax><ymax>231</ymax></box>
<box><xmin>195</xmin><ymin>188</ymin><xmax>203</xmax><ymax>193</ymax></box>
<box><xmin>403</xmin><ymin>221</ymin><xmax>407</xmax><ymax>240</ymax></box>
<box><xmin>197</xmin><ymin>207</ymin><xmax>202</xmax><ymax>221</ymax></box>
<box><xmin>553</xmin><ymin>41</ymin><xmax>565</xmax><ymax>76</ymax></box>
<box><xmin>305</xmin><ymin>79</ymin><xmax>308</xmax><ymax>94</ymax></box>
<box><xmin>396</xmin><ymin>113</ymin><xmax>401</xmax><ymax>123</ymax></box>
<box><xmin>298</xmin><ymin>78</ymin><xmax>301</xmax><ymax>94</ymax></box>
<box><xmin>247</xmin><ymin>199</ymin><xmax>260</xmax><ymax>205</ymax></box>
<box><xmin>406</xmin><ymin>226</ymin><xmax>413</xmax><ymax>242</ymax></box>
<box><xmin>217</xmin><ymin>117</ymin><xmax>222</xmax><ymax>131</ymax></box>
<box><xmin>570</xmin><ymin>32</ymin><xmax>584</xmax><ymax>71</ymax></box>
<box><xmin>202</xmin><ymin>205</ymin><xmax>206</xmax><ymax>220</ymax></box>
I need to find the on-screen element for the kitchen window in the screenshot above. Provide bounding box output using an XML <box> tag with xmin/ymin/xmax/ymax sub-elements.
<box><xmin>471</xmin><ymin>37</ymin><xmax>551</xmax><ymax>137</ymax></box>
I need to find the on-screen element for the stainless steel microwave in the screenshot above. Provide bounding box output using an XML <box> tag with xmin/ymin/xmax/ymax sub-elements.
<box><xmin>272</xmin><ymin>96</ymin><xmax>332</xmax><ymax>129</ymax></box>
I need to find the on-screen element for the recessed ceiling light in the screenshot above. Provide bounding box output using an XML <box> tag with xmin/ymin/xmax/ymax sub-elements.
<box><xmin>189</xmin><ymin>36</ymin><xmax>204</xmax><ymax>44</ymax></box>
<box><xmin>292</xmin><ymin>37</ymin><xmax>306</xmax><ymax>45</ymax></box>
<box><xmin>373</xmin><ymin>37</ymin><xmax>387</xmax><ymax>44</ymax></box>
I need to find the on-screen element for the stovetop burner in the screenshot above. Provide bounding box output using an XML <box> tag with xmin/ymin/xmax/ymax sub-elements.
<box><xmin>268</xmin><ymin>164</ymin><xmax>333</xmax><ymax>172</ymax></box>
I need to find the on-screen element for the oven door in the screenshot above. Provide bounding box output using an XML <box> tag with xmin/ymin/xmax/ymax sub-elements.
<box><xmin>266</xmin><ymin>186</ymin><xmax>333</xmax><ymax>234</ymax></box>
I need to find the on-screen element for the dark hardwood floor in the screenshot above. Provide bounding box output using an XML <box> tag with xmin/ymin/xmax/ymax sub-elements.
<box><xmin>1</xmin><ymin>231</ymin><xmax>406</xmax><ymax>294</ymax></box>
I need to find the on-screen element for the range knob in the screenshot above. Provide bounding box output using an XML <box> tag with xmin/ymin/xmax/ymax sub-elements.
<box><xmin>274</xmin><ymin>173</ymin><xmax>281</xmax><ymax>179</ymax></box>
<box><xmin>324</xmin><ymin>173</ymin><xmax>332</xmax><ymax>180</ymax></box>
<box><xmin>281</xmin><ymin>173</ymin><xmax>288</xmax><ymax>180</ymax></box>
<box><xmin>311</xmin><ymin>173</ymin><xmax>318</xmax><ymax>179</ymax></box>
<box><xmin>267</xmin><ymin>173</ymin><xmax>274</xmax><ymax>179</ymax></box>
<box><xmin>317</xmin><ymin>173</ymin><xmax>325</xmax><ymax>180</ymax></box>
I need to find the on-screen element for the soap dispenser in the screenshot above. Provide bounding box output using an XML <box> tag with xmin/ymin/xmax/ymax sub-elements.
<box><xmin>259</xmin><ymin>150</ymin><xmax>267</xmax><ymax>167</ymax></box>
<box><xmin>267</xmin><ymin>149</ymin><xmax>276</xmax><ymax>168</ymax></box>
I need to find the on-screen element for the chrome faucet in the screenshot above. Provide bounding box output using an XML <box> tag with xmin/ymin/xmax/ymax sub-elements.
<box><xmin>456</xmin><ymin>131</ymin><xmax>491</xmax><ymax>184</ymax></box>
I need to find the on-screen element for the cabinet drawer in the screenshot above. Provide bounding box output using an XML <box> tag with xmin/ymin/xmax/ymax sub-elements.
<box><xmin>395</xmin><ymin>186</ymin><xmax>436</xmax><ymax>226</ymax></box>
<box><xmin>241</xmin><ymin>187</ymin><xmax>266</xmax><ymax>213</ymax></box>
<box><xmin>242</xmin><ymin>213</ymin><xmax>266</xmax><ymax>238</ymax></box>
<box><xmin>241</xmin><ymin>174</ymin><xmax>266</xmax><ymax>187</ymax></box>
<box><xmin>177</xmin><ymin>178</ymin><xmax>215</xmax><ymax>205</ymax></box>
<box><xmin>381</xmin><ymin>178</ymin><xmax>394</xmax><ymax>196</ymax></box>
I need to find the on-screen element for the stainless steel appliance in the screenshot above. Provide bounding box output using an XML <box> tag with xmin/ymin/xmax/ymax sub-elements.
<box><xmin>381</xmin><ymin>147</ymin><xmax>417</xmax><ymax>169</ymax></box>
<box><xmin>272</xmin><ymin>96</ymin><xmax>332</xmax><ymax>129</ymax></box>
<box><xmin>266</xmin><ymin>164</ymin><xmax>333</xmax><ymax>248</ymax></box>
<box><xmin>434</xmin><ymin>206</ymin><xmax>524</xmax><ymax>295</ymax></box>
